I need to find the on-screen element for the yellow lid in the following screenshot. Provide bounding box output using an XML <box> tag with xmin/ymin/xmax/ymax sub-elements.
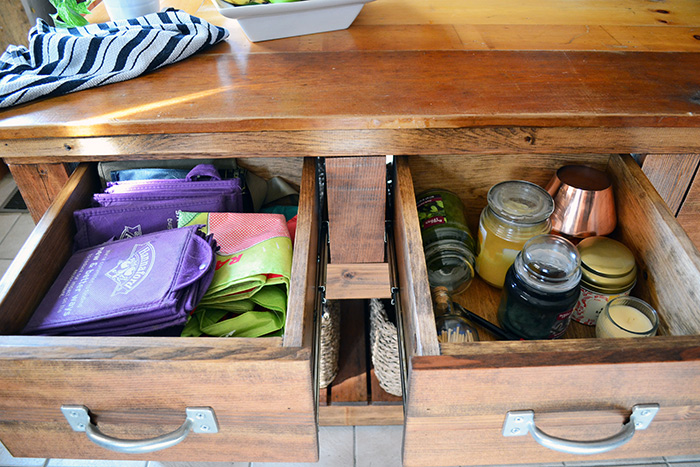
<box><xmin>577</xmin><ymin>236</ymin><xmax>637</xmax><ymax>294</ymax></box>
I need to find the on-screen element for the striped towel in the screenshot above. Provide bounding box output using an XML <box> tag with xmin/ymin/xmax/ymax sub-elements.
<box><xmin>0</xmin><ymin>9</ymin><xmax>229</xmax><ymax>109</ymax></box>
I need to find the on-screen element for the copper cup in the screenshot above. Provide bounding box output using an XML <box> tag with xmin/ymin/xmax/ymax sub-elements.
<box><xmin>545</xmin><ymin>165</ymin><xmax>616</xmax><ymax>239</ymax></box>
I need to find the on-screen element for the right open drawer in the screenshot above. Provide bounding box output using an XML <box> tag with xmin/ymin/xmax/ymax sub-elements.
<box><xmin>392</xmin><ymin>153</ymin><xmax>700</xmax><ymax>467</ymax></box>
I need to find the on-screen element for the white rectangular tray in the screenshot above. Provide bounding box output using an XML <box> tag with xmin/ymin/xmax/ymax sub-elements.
<box><xmin>211</xmin><ymin>0</ymin><xmax>375</xmax><ymax>42</ymax></box>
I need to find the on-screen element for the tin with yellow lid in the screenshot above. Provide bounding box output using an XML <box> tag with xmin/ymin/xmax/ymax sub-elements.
<box><xmin>571</xmin><ymin>236</ymin><xmax>637</xmax><ymax>325</ymax></box>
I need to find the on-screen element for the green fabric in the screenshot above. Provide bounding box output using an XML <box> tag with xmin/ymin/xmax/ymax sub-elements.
<box><xmin>183</xmin><ymin>287</ymin><xmax>287</xmax><ymax>337</ymax></box>
<box><xmin>178</xmin><ymin>212</ymin><xmax>292</xmax><ymax>338</ymax></box>
<box><xmin>179</xmin><ymin>212</ymin><xmax>292</xmax><ymax>302</ymax></box>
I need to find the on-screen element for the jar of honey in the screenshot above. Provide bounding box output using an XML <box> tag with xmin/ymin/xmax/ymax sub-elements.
<box><xmin>417</xmin><ymin>189</ymin><xmax>477</xmax><ymax>294</ymax></box>
<box><xmin>497</xmin><ymin>234</ymin><xmax>582</xmax><ymax>339</ymax></box>
<box><xmin>475</xmin><ymin>181</ymin><xmax>554</xmax><ymax>288</ymax></box>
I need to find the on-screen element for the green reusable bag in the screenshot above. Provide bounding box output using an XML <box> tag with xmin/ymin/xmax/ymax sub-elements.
<box><xmin>178</xmin><ymin>212</ymin><xmax>292</xmax><ymax>338</ymax></box>
<box><xmin>182</xmin><ymin>286</ymin><xmax>286</xmax><ymax>337</ymax></box>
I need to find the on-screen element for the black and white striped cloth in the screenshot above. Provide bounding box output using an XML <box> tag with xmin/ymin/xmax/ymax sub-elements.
<box><xmin>0</xmin><ymin>9</ymin><xmax>229</xmax><ymax>109</ymax></box>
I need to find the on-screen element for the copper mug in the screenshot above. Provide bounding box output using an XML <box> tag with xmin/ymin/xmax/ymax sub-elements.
<box><xmin>545</xmin><ymin>165</ymin><xmax>616</xmax><ymax>239</ymax></box>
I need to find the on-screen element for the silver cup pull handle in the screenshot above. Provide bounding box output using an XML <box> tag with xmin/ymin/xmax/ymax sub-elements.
<box><xmin>503</xmin><ymin>404</ymin><xmax>659</xmax><ymax>455</ymax></box>
<box><xmin>61</xmin><ymin>405</ymin><xmax>218</xmax><ymax>454</ymax></box>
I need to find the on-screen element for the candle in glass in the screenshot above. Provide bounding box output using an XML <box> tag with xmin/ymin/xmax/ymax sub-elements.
<box><xmin>595</xmin><ymin>296</ymin><xmax>658</xmax><ymax>338</ymax></box>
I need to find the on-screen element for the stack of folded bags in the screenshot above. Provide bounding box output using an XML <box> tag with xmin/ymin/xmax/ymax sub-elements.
<box><xmin>23</xmin><ymin>163</ymin><xmax>298</xmax><ymax>338</ymax></box>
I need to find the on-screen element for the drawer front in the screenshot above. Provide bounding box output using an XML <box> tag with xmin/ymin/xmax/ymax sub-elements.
<box><xmin>393</xmin><ymin>154</ymin><xmax>700</xmax><ymax>466</ymax></box>
<box><xmin>0</xmin><ymin>158</ymin><xmax>320</xmax><ymax>462</ymax></box>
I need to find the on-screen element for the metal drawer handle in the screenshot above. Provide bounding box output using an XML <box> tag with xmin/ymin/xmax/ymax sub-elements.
<box><xmin>502</xmin><ymin>404</ymin><xmax>659</xmax><ymax>455</ymax></box>
<box><xmin>61</xmin><ymin>405</ymin><xmax>218</xmax><ymax>454</ymax></box>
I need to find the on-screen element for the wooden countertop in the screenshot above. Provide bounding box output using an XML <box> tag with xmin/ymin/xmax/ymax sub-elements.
<box><xmin>1</xmin><ymin>0</ymin><xmax>700</xmax><ymax>160</ymax></box>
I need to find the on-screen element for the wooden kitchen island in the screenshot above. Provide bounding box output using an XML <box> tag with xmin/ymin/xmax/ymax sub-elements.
<box><xmin>1</xmin><ymin>0</ymin><xmax>700</xmax><ymax>465</ymax></box>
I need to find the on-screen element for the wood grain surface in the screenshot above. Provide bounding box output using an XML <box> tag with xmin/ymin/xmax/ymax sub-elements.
<box><xmin>676</xmin><ymin>174</ymin><xmax>700</xmax><ymax>249</ymax></box>
<box><xmin>640</xmin><ymin>154</ymin><xmax>700</xmax><ymax>214</ymax></box>
<box><xmin>326</xmin><ymin>156</ymin><xmax>386</xmax><ymax>264</ymax></box>
<box><xmin>325</xmin><ymin>263</ymin><xmax>392</xmax><ymax>300</ymax></box>
<box><xmin>328</xmin><ymin>300</ymin><xmax>368</xmax><ymax>405</ymax></box>
<box><xmin>283</xmin><ymin>158</ymin><xmax>317</xmax><ymax>348</ymax></box>
<box><xmin>2</xmin><ymin>51</ymin><xmax>700</xmax><ymax>140</ymax></box>
<box><xmin>8</xmin><ymin>163</ymin><xmax>71</xmax><ymax>223</ymax></box>
<box><xmin>403</xmin><ymin>337</ymin><xmax>700</xmax><ymax>466</ymax></box>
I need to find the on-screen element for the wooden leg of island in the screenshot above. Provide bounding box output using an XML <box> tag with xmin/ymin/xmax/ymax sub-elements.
<box><xmin>8</xmin><ymin>163</ymin><xmax>71</xmax><ymax>223</ymax></box>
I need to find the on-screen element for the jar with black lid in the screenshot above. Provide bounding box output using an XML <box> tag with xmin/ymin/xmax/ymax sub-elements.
<box><xmin>497</xmin><ymin>234</ymin><xmax>582</xmax><ymax>339</ymax></box>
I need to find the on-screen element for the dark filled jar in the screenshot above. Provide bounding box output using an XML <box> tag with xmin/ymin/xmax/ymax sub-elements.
<box><xmin>497</xmin><ymin>234</ymin><xmax>581</xmax><ymax>339</ymax></box>
<box><xmin>417</xmin><ymin>189</ymin><xmax>477</xmax><ymax>294</ymax></box>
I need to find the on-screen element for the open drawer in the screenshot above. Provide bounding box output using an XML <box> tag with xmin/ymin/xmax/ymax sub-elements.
<box><xmin>392</xmin><ymin>154</ymin><xmax>700</xmax><ymax>467</ymax></box>
<box><xmin>0</xmin><ymin>158</ymin><xmax>320</xmax><ymax>462</ymax></box>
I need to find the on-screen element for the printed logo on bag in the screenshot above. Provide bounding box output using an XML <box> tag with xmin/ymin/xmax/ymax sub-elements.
<box><xmin>106</xmin><ymin>242</ymin><xmax>156</xmax><ymax>296</ymax></box>
<box><xmin>120</xmin><ymin>225</ymin><xmax>143</xmax><ymax>240</ymax></box>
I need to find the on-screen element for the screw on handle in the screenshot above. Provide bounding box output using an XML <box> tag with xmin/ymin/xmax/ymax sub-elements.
<box><xmin>61</xmin><ymin>405</ymin><xmax>218</xmax><ymax>454</ymax></box>
<box><xmin>502</xmin><ymin>404</ymin><xmax>659</xmax><ymax>455</ymax></box>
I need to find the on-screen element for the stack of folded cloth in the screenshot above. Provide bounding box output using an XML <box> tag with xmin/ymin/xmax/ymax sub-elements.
<box><xmin>22</xmin><ymin>225</ymin><xmax>217</xmax><ymax>336</ymax></box>
<box><xmin>178</xmin><ymin>212</ymin><xmax>293</xmax><ymax>338</ymax></box>
<box><xmin>74</xmin><ymin>164</ymin><xmax>243</xmax><ymax>249</ymax></box>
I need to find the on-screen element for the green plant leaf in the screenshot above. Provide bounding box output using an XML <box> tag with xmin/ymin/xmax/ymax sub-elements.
<box><xmin>49</xmin><ymin>0</ymin><xmax>93</xmax><ymax>28</ymax></box>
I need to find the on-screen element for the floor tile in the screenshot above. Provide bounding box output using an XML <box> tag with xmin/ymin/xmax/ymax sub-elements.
<box><xmin>0</xmin><ymin>213</ymin><xmax>35</xmax><ymax>259</ymax></box>
<box><xmin>147</xmin><ymin>462</ymin><xmax>249</xmax><ymax>467</ymax></box>
<box><xmin>0</xmin><ymin>259</ymin><xmax>13</xmax><ymax>280</ymax></box>
<box><xmin>355</xmin><ymin>425</ymin><xmax>403</xmax><ymax>467</ymax></box>
<box><xmin>0</xmin><ymin>441</ymin><xmax>46</xmax><ymax>467</ymax></box>
<box><xmin>0</xmin><ymin>213</ymin><xmax>20</xmax><ymax>244</ymax></box>
<box><xmin>490</xmin><ymin>463</ymin><xmax>564</xmax><ymax>467</ymax></box>
<box><xmin>666</xmin><ymin>456</ymin><xmax>700</xmax><ymax>464</ymax></box>
<box><xmin>46</xmin><ymin>459</ymin><xmax>147</xmax><ymax>467</ymax></box>
<box><xmin>0</xmin><ymin>174</ymin><xmax>17</xmax><ymax>207</ymax></box>
<box><xmin>564</xmin><ymin>459</ymin><xmax>667</xmax><ymax>466</ymax></box>
<box><xmin>251</xmin><ymin>426</ymin><xmax>353</xmax><ymax>467</ymax></box>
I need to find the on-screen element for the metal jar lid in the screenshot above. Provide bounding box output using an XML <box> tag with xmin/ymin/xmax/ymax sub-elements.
<box><xmin>577</xmin><ymin>236</ymin><xmax>637</xmax><ymax>294</ymax></box>
<box><xmin>487</xmin><ymin>180</ymin><xmax>554</xmax><ymax>225</ymax></box>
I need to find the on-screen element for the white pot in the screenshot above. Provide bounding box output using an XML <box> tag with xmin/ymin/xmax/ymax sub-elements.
<box><xmin>103</xmin><ymin>0</ymin><xmax>161</xmax><ymax>20</ymax></box>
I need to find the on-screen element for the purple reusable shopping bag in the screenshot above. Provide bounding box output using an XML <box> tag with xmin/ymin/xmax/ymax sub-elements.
<box><xmin>22</xmin><ymin>225</ymin><xmax>217</xmax><ymax>336</ymax></box>
<box><xmin>92</xmin><ymin>164</ymin><xmax>243</xmax><ymax>211</ymax></box>
<box><xmin>73</xmin><ymin>194</ymin><xmax>238</xmax><ymax>250</ymax></box>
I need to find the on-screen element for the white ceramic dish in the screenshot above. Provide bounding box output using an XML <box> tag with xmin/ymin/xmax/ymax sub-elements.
<box><xmin>211</xmin><ymin>0</ymin><xmax>376</xmax><ymax>42</ymax></box>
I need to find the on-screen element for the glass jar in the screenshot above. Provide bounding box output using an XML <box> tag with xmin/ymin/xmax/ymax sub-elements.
<box><xmin>417</xmin><ymin>189</ymin><xmax>477</xmax><ymax>294</ymax></box>
<box><xmin>432</xmin><ymin>286</ymin><xmax>479</xmax><ymax>343</ymax></box>
<box><xmin>596</xmin><ymin>296</ymin><xmax>658</xmax><ymax>338</ymax></box>
<box><xmin>497</xmin><ymin>235</ymin><xmax>581</xmax><ymax>339</ymax></box>
<box><xmin>571</xmin><ymin>236</ymin><xmax>637</xmax><ymax>325</ymax></box>
<box><xmin>475</xmin><ymin>180</ymin><xmax>554</xmax><ymax>288</ymax></box>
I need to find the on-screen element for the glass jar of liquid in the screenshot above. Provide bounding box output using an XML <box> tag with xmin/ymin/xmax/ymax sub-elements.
<box><xmin>497</xmin><ymin>234</ymin><xmax>582</xmax><ymax>339</ymax></box>
<box><xmin>417</xmin><ymin>189</ymin><xmax>477</xmax><ymax>294</ymax></box>
<box><xmin>475</xmin><ymin>181</ymin><xmax>554</xmax><ymax>288</ymax></box>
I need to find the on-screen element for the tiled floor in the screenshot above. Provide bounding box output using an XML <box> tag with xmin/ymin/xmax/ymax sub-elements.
<box><xmin>1</xmin><ymin>173</ymin><xmax>699</xmax><ymax>467</ymax></box>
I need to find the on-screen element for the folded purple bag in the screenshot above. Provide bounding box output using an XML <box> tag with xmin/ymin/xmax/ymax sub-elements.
<box><xmin>93</xmin><ymin>163</ymin><xmax>243</xmax><ymax>210</ymax></box>
<box><xmin>74</xmin><ymin>194</ymin><xmax>237</xmax><ymax>250</ymax></box>
<box><xmin>93</xmin><ymin>191</ymin><xmax>242</xmax><ymax>212</ymax></box>
<box><xmin>22</xmin><ymin>226</ymin><xmax>217</xmax><ymax>336</ymax></box>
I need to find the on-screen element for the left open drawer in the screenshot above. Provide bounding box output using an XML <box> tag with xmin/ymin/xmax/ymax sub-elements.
<box><xmin>0</xmin><ymin>157</ymin><xmax>320</xmax><ymax>463</ymax></box>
